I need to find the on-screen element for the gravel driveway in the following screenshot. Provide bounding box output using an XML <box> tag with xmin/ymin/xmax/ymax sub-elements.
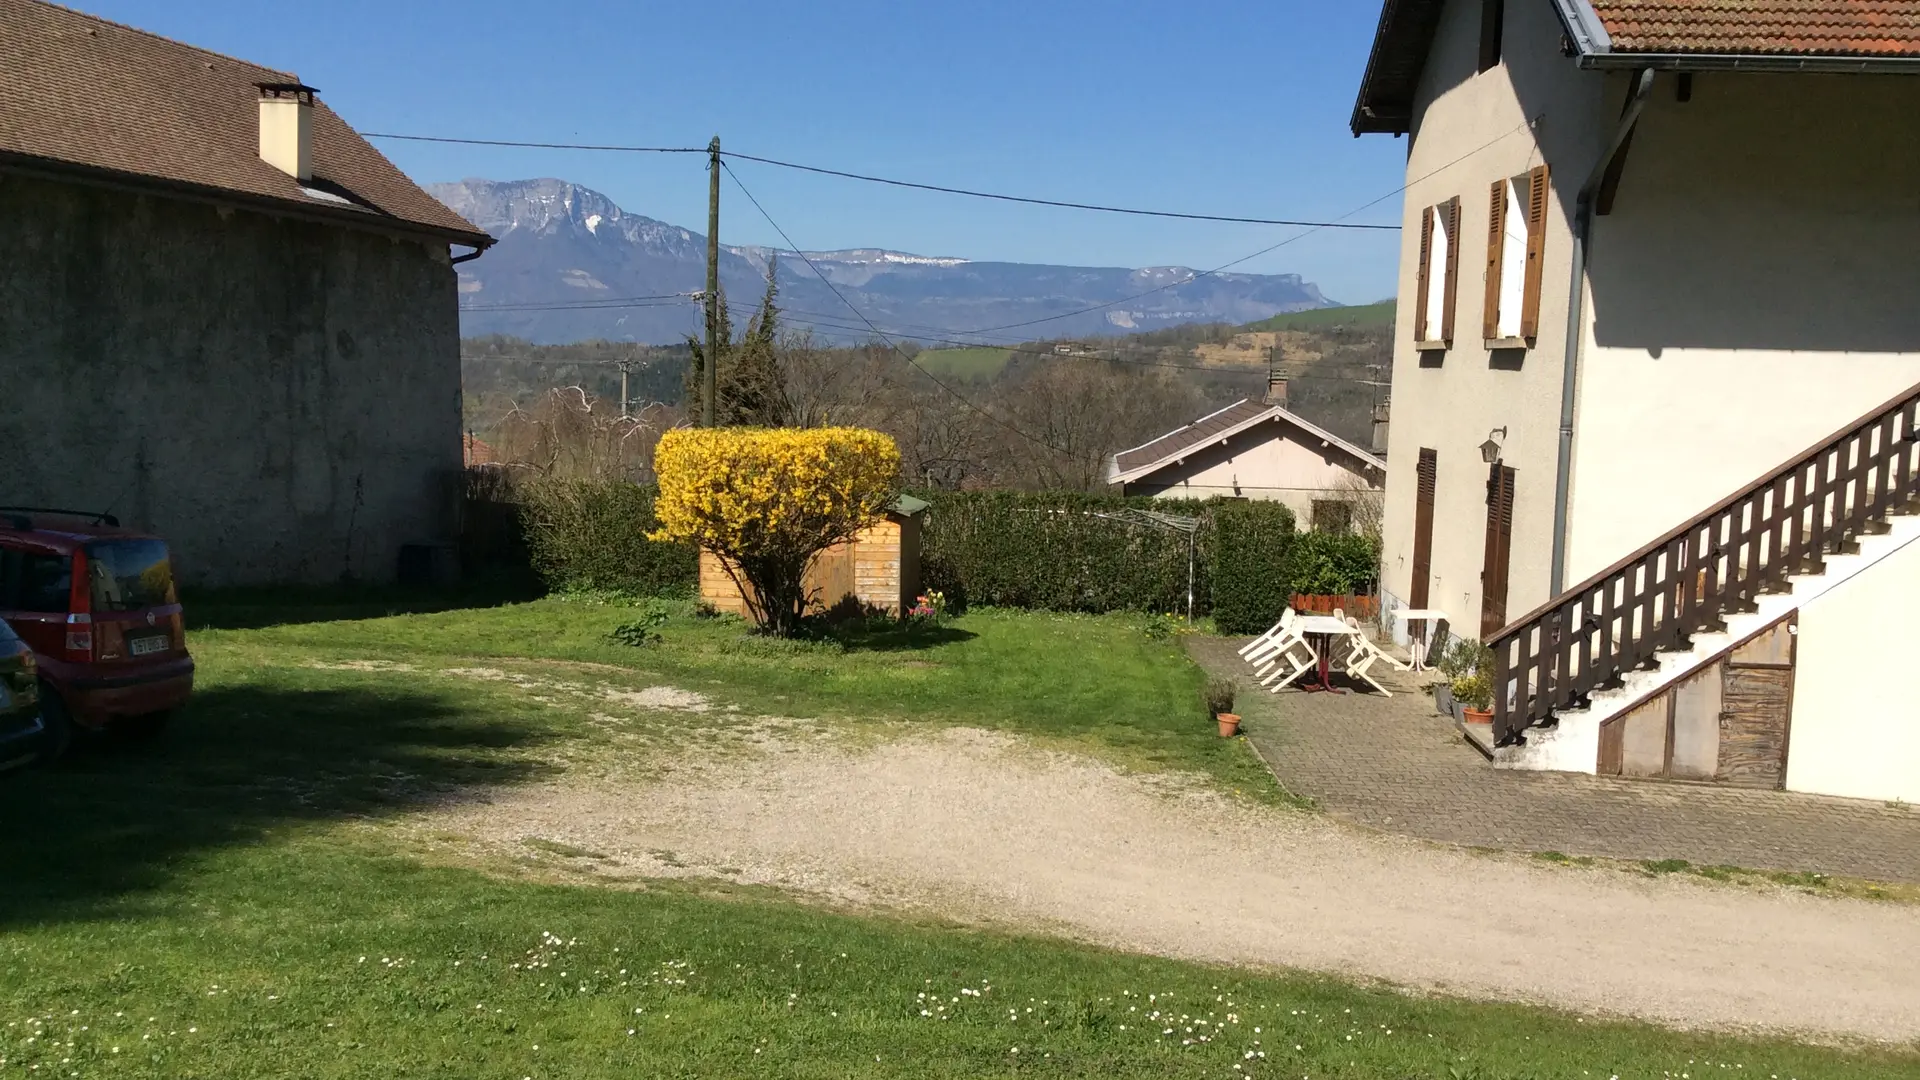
<box><xmin>422</xmin><ymin>728</ymin><xmax>1920</xmax><ymax>1043</ymax></box>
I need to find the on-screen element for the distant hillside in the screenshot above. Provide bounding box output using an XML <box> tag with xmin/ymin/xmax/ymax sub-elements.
<box><xmin>429</xmin><ymin>178</ymin><xmax>1338</xmax><ymax>345</ymax></box>
<box><xmin>1244</xmin><ymin>300</ymin><xmax>1396</xmax><ymax>332</ymax></box>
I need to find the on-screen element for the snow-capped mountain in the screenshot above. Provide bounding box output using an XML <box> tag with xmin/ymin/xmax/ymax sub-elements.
<box><xmin>429</xmin><ymin>178</ymin><xmax>1334</xmax><ymax>345</ymax></box>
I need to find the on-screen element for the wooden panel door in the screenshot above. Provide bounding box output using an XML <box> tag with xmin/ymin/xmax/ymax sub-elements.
<box><xmin>1480</xmin><ymin>463</ymin><xmax>1516</xmax><ymax>638</ymax></box>
<box><xmin>1411</xmin><ymin>449</ymin><xmax>1437</xmax><ymax>608</ymax></box>
<box><xmin>1719</xmin><ymin>667</ymin><xmax>1791</xmax><ymax>789</ymax></box>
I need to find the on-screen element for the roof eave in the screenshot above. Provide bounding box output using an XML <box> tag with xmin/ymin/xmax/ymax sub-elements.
<box><xmin>0</xmin><ymin>150</ymin><xmax>496</xmax><ymax>250</ymax></box>
<box><xmin>1578</xmin><ymin>51</ymin><xmax>1920</xmax><ymax>74</ymax></box>
<box><xmin>1112</xmin><ymin>406</ymin><xmax>1387</xmax><ymax>486</ymax></box>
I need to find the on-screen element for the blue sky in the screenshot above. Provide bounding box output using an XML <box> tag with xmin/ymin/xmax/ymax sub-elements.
<box><xmin>87</xmin><ymin>0</ymin><xmax>1405</xmax><ymax>303</ymax></box>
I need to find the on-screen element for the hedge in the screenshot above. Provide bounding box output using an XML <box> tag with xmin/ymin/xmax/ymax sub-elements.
<box><xmin>1207</xmin><ymin>500</ymin><xmax>1301</xmax><ymax>634</ymax></box>
<box><xmin>1283</xmin><ymin>531</ymin><xmax>1382</xmax><ymax>598</ymax></box>
<box><xmin>515</xmin><ymin>478</ymin><xmax>698</xmax><ymax>595</ymax></box>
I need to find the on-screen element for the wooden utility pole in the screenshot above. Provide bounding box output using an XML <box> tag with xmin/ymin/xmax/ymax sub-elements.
<box><xmin>703</xmin><ymin>135</ymin><xmax>721</xmax><ymax>427</ymax></box>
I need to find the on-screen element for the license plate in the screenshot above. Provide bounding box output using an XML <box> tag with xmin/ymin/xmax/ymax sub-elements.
<box><xmin>129</xmin><ymin>634</ymin><xmax>170</xmax><ymax>657</ymax></box>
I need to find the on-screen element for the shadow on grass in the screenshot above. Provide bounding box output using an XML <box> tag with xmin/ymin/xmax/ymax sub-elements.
<box><xmin>185</xmin><ymin>579</ymin><xmax>544</xmax><ymax>631</ymax></box>
<box><xmin>817</xmin><ymin>623</ymin><xmax>977</xmax><ymax>653</ymax></box>
<box><xmin>0</xmin><ymin>680</ymin><xmax>554</xmax><ymax>929</ymax></box>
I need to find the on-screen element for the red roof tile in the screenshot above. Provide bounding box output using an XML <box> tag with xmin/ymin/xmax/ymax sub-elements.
<box><xmin>0</xmin><ymin>0</ymin><xmax>490</xmax><ymax>245</ymax></box>
<box><xmin>1593</xmin><ymin>1</ymin><xmax>1920</xmax><ymax>57</ymax></box>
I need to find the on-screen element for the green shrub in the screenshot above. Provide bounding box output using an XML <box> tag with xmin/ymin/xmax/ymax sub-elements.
<box><xmin>917</xmin><ymin>491</ymin><xmax>1212</xmax><ymax>614</ymax></box>
<box><xmin>1208</xmin><ymin>500</ymin><xmax>1298</xmax><ymax>634</ymax></box>
<box><xmin>1283</xmin><ymin>531</ymin><xmax>1381</xmax><ymax>597</ymax></box>
<box><xmin>517</xmin><ymin>478</ymin><xmax>698</xmax><ymax>596</ymax></box>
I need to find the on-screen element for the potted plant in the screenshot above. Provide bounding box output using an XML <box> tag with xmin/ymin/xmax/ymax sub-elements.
<box><xmin>1452</xmin><ymin>672</ymin><xmax>1494</xmax><ymax>725</ymax></box>
<box><xmin>1205</xmin><ymin>679</ymin><xmax>1240</xmax><ymax>737</ymax></box>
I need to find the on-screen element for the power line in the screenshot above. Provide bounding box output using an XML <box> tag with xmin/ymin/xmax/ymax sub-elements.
<box><xmin>719</xmin><ymin>160</ymin><xmax>1066</xmax><ymax>453</ymax></box>
<box><xmin>459</xmin><ymin>292</ymin><xmax>692</xmax><ymax>311</ymax></box>
<box><xmin>363</xmin><ymin>131</ymin><xmax>1399</xmax><ymax>231</ymax></box>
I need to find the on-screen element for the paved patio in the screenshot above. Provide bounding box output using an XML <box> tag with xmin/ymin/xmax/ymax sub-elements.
<box><xmin>1187</xmin><ymin>636</ymin><xmax>1920</xmax><ymax>883</ymax></box>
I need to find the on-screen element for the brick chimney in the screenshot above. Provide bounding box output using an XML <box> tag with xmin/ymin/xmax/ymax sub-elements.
<box><xmin>256</xmin><ymin>82</ymin><xmax>317</xmax><ymax>181</ymax></box>
<box><xmin>1265</xmin><ymin>372</ymin><xmax>1289</xmax><ymax>408</ymax></box>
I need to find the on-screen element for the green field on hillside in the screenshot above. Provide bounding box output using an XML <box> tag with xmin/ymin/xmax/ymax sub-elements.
<box><xmin>913</xmin><ymin>346</ymin><xmax>1015</xmax><ymax>379</ymax></box>
<box><xmin>1244</xmin><ymin>301</ymin><xmax>1395</xmax><ymax>332</ymax></box>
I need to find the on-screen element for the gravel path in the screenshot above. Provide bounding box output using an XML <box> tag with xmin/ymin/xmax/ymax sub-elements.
<box><xmin>423</xmin><ymin>728</ymin><xmax>1920</xmax><ymax>1043</ymax></box>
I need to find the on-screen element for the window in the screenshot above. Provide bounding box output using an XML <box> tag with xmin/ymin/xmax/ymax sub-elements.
<box><xmin>14</xmin><ymin>552</ymin><xmax>73</xmax><ymax>614</ymax></box>
<box><xmin>1478</xmin><ymin>0</ymin><xmax>1505</xmax><ymax>73</ymax></box>
<box><xmin>1311</xmin><ymin>500</ymin><xmax>1354</xmax><ymax>536</ymax></box>
<box><xmin>1413</xmin><ymin>197</ymin><xmax>1461</xmax><ymax>348</ymax></box>
<box><xmin>1483</xmin><ymin>165</ymin><xmax>1550</xmax><ymax>344</ymax></box>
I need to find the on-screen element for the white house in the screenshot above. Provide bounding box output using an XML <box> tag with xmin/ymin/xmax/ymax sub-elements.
<box><xmin>1110</xmin><ymin>377</ymin><xmax>1385</xmax><ymax>531</ymax></box>
<box><xmin>1354</xmin><ymin>0</ymin><xmax>1920</xmax><ymax>802</ymax></box>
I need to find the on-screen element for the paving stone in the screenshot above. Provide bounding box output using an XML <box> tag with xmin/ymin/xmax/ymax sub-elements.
<box><xmin>1188</xmin><ymin>636</ymin><xmax>1920</xmax><ymax>883</ymax></box>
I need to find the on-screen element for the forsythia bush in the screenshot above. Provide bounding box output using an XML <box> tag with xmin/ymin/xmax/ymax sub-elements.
<box><xmin>652</xmin><ymin>426</ymin><xmax>901</xmax><ymax>636</ymax></box>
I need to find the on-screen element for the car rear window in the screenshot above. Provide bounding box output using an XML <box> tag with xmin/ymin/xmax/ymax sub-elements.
<box><xmin>86</xmin><ymin>540</ymin><xmax>176</xmax><ymax>612</ymax></box>
<box><xmin>11</xmin><ymin>553</ymin><xmax>73</xmax><ymax>614</ymax></box>
<box><xmin>0</xmin><ymin>617</ymin><xmax>18</xmax><ymax>642</ymax></box>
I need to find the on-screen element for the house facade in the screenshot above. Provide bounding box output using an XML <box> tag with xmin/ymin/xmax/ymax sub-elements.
<box><xmin>1356</xmin><ymin>0</ymin><xmax>1920</xmax><ymax>802</ymax></box>
<box><xmin>1110</xmin><ymin>379</ymin><xmax>1385</xmax><ymax>531</ymax></box>
<box><xmin>0</xmin><ymin>0</ymin><xmax>492</xmax><ymax>586</ymax></box>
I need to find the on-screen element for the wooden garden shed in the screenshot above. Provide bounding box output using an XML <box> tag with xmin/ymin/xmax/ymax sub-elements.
<box><xmin>699</xmin><ymin>495</ymin><xmax>928</xmax><ymax>620</ymax></box>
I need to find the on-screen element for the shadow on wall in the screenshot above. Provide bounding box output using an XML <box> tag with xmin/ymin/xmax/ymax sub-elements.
<box><xmin>1586</xmin><ymin>76</ymin><xmax>1920</xmax><ymax>354</ymax></box>
<box><xmin>0</xmin><ymin>681</ymin><xmax>556</xmax><ymax>930</ymax></box>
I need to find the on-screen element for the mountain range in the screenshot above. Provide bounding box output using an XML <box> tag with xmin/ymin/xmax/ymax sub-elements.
<box><xmin>428</xmin><ymin>178</ymin><xmax>1336</xmax><ymax>345</ymax></box>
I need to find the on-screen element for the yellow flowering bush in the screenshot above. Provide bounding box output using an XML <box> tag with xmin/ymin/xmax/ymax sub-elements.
<box><xmin>652</xmin><ymin>426</ymin><xmax>901</xmax><ymax>635</ymax></box>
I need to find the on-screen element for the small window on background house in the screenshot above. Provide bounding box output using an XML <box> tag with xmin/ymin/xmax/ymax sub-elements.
<box><xmin>1483</xmin><ymin>165</ymin><xmax>1550</xmax><ymax>344</ymax></box>
<box><xmin>1478</xmin><ymin>0</ymin><xmax>1505</xmax><ymax>73</ymax></box>
<box><xmin>1413</xmin><ymin>198</ymin><xmax>1461</xmax><ymax>347</ymax></box>
<box><xmin>1311</xmin><ymin>500</ymin><xmax>1354</xmax><ymax>536</ymax></box>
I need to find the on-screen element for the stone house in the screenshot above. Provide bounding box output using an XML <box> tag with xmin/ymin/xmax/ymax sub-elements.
<box><xmin>0</xmin><ymin>0</ymin><xmax>492</xmax><ymax>586</ymax></box>
<box><xmin>1353</xmin><ymin>0</ymin><xmax>1920</xmax><ymax>802</ymax></box>
<box><xmin>1109</xmin><ymin>377</ymin><xmax>1386</xmax><ymax>531</ymax></box>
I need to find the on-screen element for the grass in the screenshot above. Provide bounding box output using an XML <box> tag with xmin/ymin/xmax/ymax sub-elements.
<box><xmin>1242</xmin><ymin>301</ymin><xmax>1396</xmax><ymax>333</ymax></box>
<box><xmin>1528</xmin><ymin>851</ymin><xmax>1920</xmax><ymax>905</ymax></box>
<box><xmin>912</xmin><ymin>346</ymin><xmax>1014</xmax><ymax>379</ymax></box>
<box><xmin>0</xmin><ymin>594</ymin><xmax>1913</xmax><ymax>1078</ymax></box>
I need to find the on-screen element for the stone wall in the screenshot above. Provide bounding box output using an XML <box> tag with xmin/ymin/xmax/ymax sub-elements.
<box><xmin>0</xmin><ymin>172</ymin><xmax>463</xmax><ymax>586</ymax></box>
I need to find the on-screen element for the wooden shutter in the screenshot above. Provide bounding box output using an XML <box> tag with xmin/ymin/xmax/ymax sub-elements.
<box><xmin>1483</xmin><ymin>179</ymin><xmax>1507</xmax><ymax>341</ymax></box>
<box><xmin>1480</xmin><ymin>463</ymin><xmax>1516</xmax><ymax>638</ymax></box>
<box><xmin>1440</xmin><ymin>197</ymin><xmax>1462</xmax><ymax>347</ymax></box>
<box><xmin>1519</xmin><ymin>165</ymin><xmax>1550</xmax><ymax>340</ymax></box>
<box><xmin>1413</xmin><ymin>207</ymin><xmax>1433</xmax><ymax>344</ymax></box>
<box><xmin>1411</xmin><ymin>448</ymin><xmax>1437</xmax><ymax>608</ymax></box>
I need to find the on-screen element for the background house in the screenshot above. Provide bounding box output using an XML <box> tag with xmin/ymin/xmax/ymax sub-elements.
<box><xmin>1353</xmin><ymin>0</ymin><xmax>1920</xmax><ymax>802</ymax></box>
<box><xmin>0</xmin><ymin>0</ymin><xmax>492</xmax><ymax>586</ymax></box>
<box><xmin>1109</xmin><ymin>377</ymin><xmax>1385</xmax><ymax>531</ymax></box>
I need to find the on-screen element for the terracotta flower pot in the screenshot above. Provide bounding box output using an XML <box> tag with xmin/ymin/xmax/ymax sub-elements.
<box><xmin>1217</xmin><ymin>713</ymin><xmax>1242</xmax><ymax>737</ymax></box>
<box><xmin>1463</xmin><ymin>707</ymin><xmax>1493</xmax><ymax>726</ymax></box>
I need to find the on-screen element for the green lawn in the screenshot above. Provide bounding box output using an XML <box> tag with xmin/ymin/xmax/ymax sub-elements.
<box><xmin>1</xmin><ymin>595</ymin><xmax>1912</xmax><ymax>1078</ymax></box>
<box><xmin>912</xmin><ymin>346</ymin><xmax>1014</xmax><ymax>379</ymax></box>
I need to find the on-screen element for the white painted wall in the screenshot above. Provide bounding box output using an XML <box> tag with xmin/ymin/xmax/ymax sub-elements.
<box><xmin>1130</xmin><ymin>416</ymin><xmax>1380</xmax><ymax>525</ymax></box>
<box><xmin>1565</xmin><ymin>74</ymin><xmax>1920</xmax><ymax>581</ymax></box>
<box><xmin>1377</xmin><ymin>0</ymin><xmax>1610</xmax><ymax>639</ymax></box>
<box><xmin>1788</xmin><ymin>532</ymin><xmax>1920</xmax><ymax>804</ymax></box>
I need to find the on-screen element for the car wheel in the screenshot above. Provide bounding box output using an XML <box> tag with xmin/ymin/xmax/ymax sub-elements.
<box><xmin>116</xmin><ymin>711</ymin><xmax>171</xmax><ymax>743</ymax></box>
<box><xmin>35</xmin><ymin>681</ymin><xmax>72</xmax><ymax>764</ymax></box>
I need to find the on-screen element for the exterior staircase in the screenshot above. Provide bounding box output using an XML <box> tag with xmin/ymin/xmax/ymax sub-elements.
<box><xmin>1487</xmin><ymin>382</ymin><xmax>1920</xmax><ymax>766</ymax></box>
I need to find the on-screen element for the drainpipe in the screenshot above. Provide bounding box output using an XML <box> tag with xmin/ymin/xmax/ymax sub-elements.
<box><xmin>1550</xmin><ymin>68</ymin><xmax>1656</xmax><ymax>594</ymax></box>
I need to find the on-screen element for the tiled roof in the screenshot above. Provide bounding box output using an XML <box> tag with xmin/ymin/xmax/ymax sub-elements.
<box><xmin>1593</xmin><ymin>1</ymin><xmax>1920</xmax><ymax>57</ymax></box>
<box><xmin>1114</xmin><ymin>400</ymin><xmax>1272</xmax><ymax>472</ymax></box>
<box><xmin>0</xmin><ymin>0</ymin><xmax>490</xmax><ymax>245</ymax></box>
<box><xmin>1112</xmin><ymin>399</ymin><xmax>1385</xmax><ymax>480</ymax></box>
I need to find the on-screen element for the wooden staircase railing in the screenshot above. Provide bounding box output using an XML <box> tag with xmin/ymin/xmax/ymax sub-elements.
<box><xmin>1490</xmin><ymin>382</ymin><xmax>1920</xmax><ymax>745</ymax></box>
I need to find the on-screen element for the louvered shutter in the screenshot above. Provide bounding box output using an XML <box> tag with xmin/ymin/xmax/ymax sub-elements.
<box><xmin>1411</xmin><ymin>448</ymin><xmax>1437</xmax><ymax>609</ymax></box>
<box><xmin>1520</xmin><ymin>165</ymin><xmax>1550</xmax><ymax>340</ymax></box>
<box><xmin>1414</xmin><ymin>207</ymin><xmax>1433</xmax><ymax>344</ymax></box>
<box><xmin>1480</xmin><ymin>463</ymin><xmax>1516</xmax><ymax>638</ymax></box>
<box><xmin>1483</xmin><ymin>179</ymin><xmax>1507</xmax><ymax>341</ymax></box>
<box><xmin>1441</xmin><ymin>197</ymin><xmax>1462</xmax><ymax>347</ymax></box>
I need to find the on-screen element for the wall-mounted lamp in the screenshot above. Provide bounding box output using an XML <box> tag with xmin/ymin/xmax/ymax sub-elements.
<box><xmin>1480</xmin><ymin>426</ymin><xmax>1508</xmax><ymax>464</ymax></box>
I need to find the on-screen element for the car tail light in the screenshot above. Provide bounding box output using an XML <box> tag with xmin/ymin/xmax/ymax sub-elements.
<box><xmin>64</xmin><ymin>613</ymin><xmax>94</xmax><ymax>662</ymax></box>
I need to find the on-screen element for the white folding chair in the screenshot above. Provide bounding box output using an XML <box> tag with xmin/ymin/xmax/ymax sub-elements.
<box><xmin>1238</xmin><ymin>609</ymin><xmax>1294</xmax><ymax>659</ymax></box>
<box><xmin>1242</xmin><ymin>609</ymin><xmax>1301</xmax><ymax>666</ymax></box>
<box><xmin>1339</xmin><ymin>617</ymin><xmax>1407</xmax><ymax>696</ymax></box>
<box><xmin>1259</xmin><ymin>635</ymin><xmax>1318</xmax><ymax>692</ymax></box>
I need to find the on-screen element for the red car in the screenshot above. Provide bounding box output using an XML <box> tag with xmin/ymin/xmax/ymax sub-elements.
<box><xmin>0</xmin><ymin>508</ymin><xmax>194</xmax><ymax>759</ymax></box>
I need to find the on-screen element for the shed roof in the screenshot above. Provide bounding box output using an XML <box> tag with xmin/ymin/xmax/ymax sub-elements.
<box><xmin>1110</xmin><ymin>400</ymin><xmax>1385</xmax><ymax>486</ymax></box>
<box><xmin>0</xmin><ymin>0</ymin><xmax>491</xmax><ymax>247</ymax></box>
<box><xmin>1352</xmin><ymin>0</ymin><xmax>1920</xmax><ymax>136</ymax></box>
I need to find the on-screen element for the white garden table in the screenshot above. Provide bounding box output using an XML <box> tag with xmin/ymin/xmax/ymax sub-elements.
<box><xmin>1291</xmin><ymin>615</ymin><xmax>1360</xmax><ymax>693</ymax></box>
<box><xmin>1393</xmin><ymin>609</ymin><xmax>1450</xmax><ymax>672</ymax></box>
